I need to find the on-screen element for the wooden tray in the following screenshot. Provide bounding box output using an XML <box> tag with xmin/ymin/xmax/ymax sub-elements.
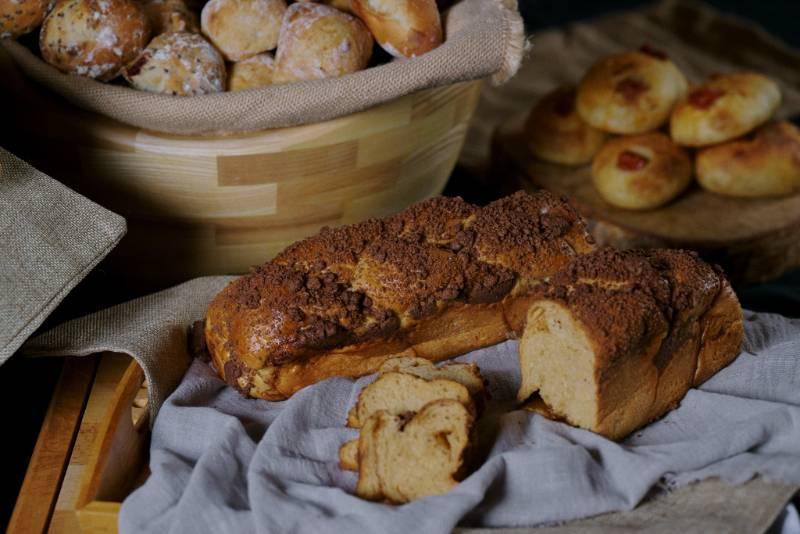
<box><xmin>492</xmin><ymin>117</ymin><xmax>800</xmax><ymax>285</ymax></box>
<box><xmin>9</xmin><ymin>353</ymin><xmax>799</xmax><ymax>533</ymax></box>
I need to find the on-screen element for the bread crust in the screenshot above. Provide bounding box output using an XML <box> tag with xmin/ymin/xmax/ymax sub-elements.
<box><xmin>591</xmin><ymin>132</ymin><xmax>692</xmax><ymax>210</ymax></box>
<box><xmin>696</xmin><ymin>121</ymin><xmax>800</xmax><ymax>198</ymax></box>
<box><xmin>525</xmin><ymin>87</ymin><xmax>608</xmax><ymax>166</ymax></box>
<box><xmin>39</xmin><ymin>0</ymin><xmax>150</xmax><ymax>81</ymax></box>
<box><xmin>205</xmin><ymin>191</ymin><xmax>595</xmax><ymax>401</ymax></box>
<box><xmin>670</xmin><ymin>72</ymin><xmax>781</xmax><ymax>147</ymax></box>
<box><xmin>351</xmin><ymin>0</ymin><xmax>442</xmax><ymax>58</ymax></box>
<box><xmin>201</xmin><ymin>0</ymin><xmax>286</xmax><ymax>61</ymax></box>
<box><xmin>141</xmin><ymin>0</ymin><xmax>198</xmax><ymax>34</ymax></box>
<box><xmin>576</xmin><ymin>49</ymin><xmax>688</xmax><ymax>134</ymax></box>
<box><xmin>228</xmin><ymin>53</ymin><xmax>275</xmax><ymax>91</ymax></box>
<box><xmin>1</xmin><ymin>0</ymin><xmax>53</xmax><ymax>39</ymax></box>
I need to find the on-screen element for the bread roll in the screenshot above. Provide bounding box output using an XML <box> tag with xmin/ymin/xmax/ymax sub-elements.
<box><xmin>351</xmin><ymin>0</ymin><xmax>442</xmax><ymax>58</ymax></box>
<box><xmin>296</xmin><ymin>0</ymin><xmax>353</xmax><ymax>14</ymax></box>
<box><xmin>123</xmin><ymin>32</ymin><xmax>225</xmax><ymax>95</ymax></box>
<box><xmin>576</xmin><ymin>47</ymin><xmax>688</xmax><ymax>134</ymax></box>
<box><xmin>670</xmin><ymin>72</ymin><xmax>781</xmax><ymax>147</ymax></box>
<box><xmin>141</xmin><ymin>0</ymin><xmax>199</xmax><ymax>34</ymax></box>
<box><xmin>518</xmin><ymin>248</ymin><xmax>743</xmax><ymax>440</ymax></box>
<box><xmin>204</xmin><ymin>192</ymin><xmax>595</xmax><ymax>401</ymax></box>
<box><xmin>39</xmin><ymin>0</ymin><xmax>150</xmax><ymax>80</ymax></box>
<box><xmin>273</xmin><ymin>2</ymin><xmax>372</xmax><ymax>83</ymax></box>
<box><xmin>201</xmin><ymin>0</ymin><xmax>286</xmax><ymax>61</ymax></box>
<box><xmin>356</xmin><ymin>399</ymin><xmax>473</xmax><ymax>503</ymax></box>
<box><xmin>591</xmin><ymin>133</ymin><xmax>692</xmax><ymax>210</ymax></box>
<box><xmin>696</xmin><ymin>121</ymin><xmax>800</xmax><ymax>198</ymax></box>
<box><xmin>1</xmin><ymin>0</ymin><xmax>54</xmax><ymax>39</ymax></box>
<box><xmin>525</xmin><ymin>87</ymin><xmax>607</xmax><ymax>166</ymax></box>
<box><xmin>228</xmin><ymin>53</ymin><xmax>275</xmax><ymax>91</ymax></box>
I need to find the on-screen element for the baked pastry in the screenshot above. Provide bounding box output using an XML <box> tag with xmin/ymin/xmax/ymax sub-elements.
<box><xmin>1</xmin><ymin>0</ymin><xmax>53</xmax><ymax>39</ymax></box>
<box><xmin>228</xmin><ymin>53</ymin><xmax>275</xmax><ymax>91</ymax></box>
<box><xmin>517</xmin><ymin>247</ymin><xmax>743</xmax><ymax>440</ymax></box>
<box><xmin>670</xmin><ymin>72</ymin><xmax>781</xmax><ymax>147</ymax></box>
<box><xmin>123</xmin><ymin>32</ymin><xmax>226</xmax><ymax>95</ymax></box>
<box><xmin>525</xmin><ymin>87</ymin><xmax>607</xmax><ymax>166</ymax></box>
<box><xmin>576</xmin><ymin>47</ymin><xmax>688</xmax><ymax>134</ymax></box>
<box><xmin>201</xmin><ymin>0</ymin><xmax>287</xmax><ymax>61</ymax></box>
<box><xmin>39</xmin><ymin>0</ymin><xmax>150</xmax><ymax>80</ymax></box>
<box><xmin>591</xmin><ymin>133</ymin><xmax>692</xmax><ymax>210</ymax></box>
<box><xmin>296</xmin><ymin>0</ymin><xmax>354</xmax><ymax>14</ymax></box>
<box><xmin>141</xmin><ymin>0</ymin><xmax>199</xmax><ymax>34</ymax></box>
<box><xmin>351</xmin><ymin>0</ymin><xmax>442</xmax><ymax>58</ymax></box>
<box><xmin>356</xmin><ymin>399</ymin><xmax>473</xmax><ymax>503</ymax></box>
<box><xmin>696</xmin><ymin>121</ymin><xmax>800</xmax><ymax>198</ymax></box>
<box><xmin>377</xmin><ymin>356</ymin><xmax>486</xmax><ymax>396</ymax></box>
<box><xmin>273</xmin><ymin>3</ymin><xmax>373</xmax><ymax>83</ymax></box>
<box><xmin>204</xmin><ymin>191</ymin><xmax>595</xmax><ymax>401</ymax></box>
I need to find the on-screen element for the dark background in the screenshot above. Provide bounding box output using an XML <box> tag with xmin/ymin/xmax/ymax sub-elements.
<box><xmin>2</xmin><ymin>0</ymin><xmax>799</xmax><ymax>529</ymax></box>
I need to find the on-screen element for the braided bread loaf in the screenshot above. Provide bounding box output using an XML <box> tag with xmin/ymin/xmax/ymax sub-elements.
<box><xmin>205</xmin><ymin>191</ymin><xmax>596</xmax><ymax>400</ymax></box>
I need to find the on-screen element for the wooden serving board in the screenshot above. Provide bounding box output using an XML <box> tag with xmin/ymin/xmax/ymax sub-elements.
<box><xmin>492</xmin><ymin>118</ymin><xmax>800</xmax><ymax>285</ymax></box>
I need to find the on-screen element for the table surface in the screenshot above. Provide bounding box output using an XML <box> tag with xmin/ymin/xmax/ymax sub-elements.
<box><xmin>3</xmin><ymin>1</ymin><xmax>800</xmax><ymax>530</ymax></box>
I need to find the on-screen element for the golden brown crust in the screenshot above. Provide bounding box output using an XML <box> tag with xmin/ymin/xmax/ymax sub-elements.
<box><xmin>591</xmin><ymin>133</ymin><xmax>693</xmax><ymax>210</ymax></box>
<box><xmin>1</xmin><ymin>0</ymin><xmax>53</xmax><ymax>39</ymax></box>
<box><xmin>525</xmin><ymin>87</ymin><xmax>608</xmax><ymax>166</ymax></box>
<box><xmin>201</xmin><ymin>0</ymin><xmax>286</xmax><ymax>61</ymax></box>
<box><xmin>273</xmin><ymin>2</ymin><xmax>373</xmax><ymax>83</ymax></box>
<box><xmin>576</xmin><ymin>48</ymin><xmax>688</xmax><ymax>134</ymax></box>
<box><xmin>39</xmin><ymin>0</ymin><xmax>150</xmax><ymax>81</ymax></box>
<box><xmin>670</xmin><ymin>72</ymin><xmax>781</xmax><ymax>147</ymax></box>
<box><xmin>205</xmin><ymin>191</ymin><xmax>595</xmax><ymax>400</ymax></box>
<box><xmin>228</xmin><ymin>53</ymin><xmax>275</xmax><ymax>91</ymax></box>
<box><xmin>696</xmin><ymin>121</ymin><xmax>800</xmax><ymax>198</ymax></box>
<box><xmin>351</xmin><ymin>0</ymin><xmax>441</xmax><ymax>58</ymax></box>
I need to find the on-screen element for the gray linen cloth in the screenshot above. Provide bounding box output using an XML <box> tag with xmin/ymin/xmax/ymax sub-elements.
<box><xmin>0</xmin><ymin>148</ymin><xmax>126</xmax><ymax>365</ymax></box>
<box><xmin>119</xmin><ymin>310</ymin><xmax>800</xmax><ymax>533</ymax></box>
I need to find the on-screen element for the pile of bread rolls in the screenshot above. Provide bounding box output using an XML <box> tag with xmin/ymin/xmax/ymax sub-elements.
<box><xmin>1</xmin><ymin>0</ymin><xmax>445</xmax><ymax>95</ymax></box>
<box><xmin>525</xmin><ymin>46</ymin><xmax>800</xmax><ymax>206</ymax></box>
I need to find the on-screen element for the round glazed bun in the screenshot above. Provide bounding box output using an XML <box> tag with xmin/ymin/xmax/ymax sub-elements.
<box><xmin>142</xmin><ymin>0</ymin><xmax>199</xmax><ymax>34</ymax></box>
<box><xmin>228</xmin><ymin>53</ymin><xmax>275</xmax><ymax>91</ymax></box>
<box><xmin>525</xmin><ymin>87</ymin><xmax>607</xmax><ymax>166</ymax></box>
<box><xmin>122</xmin><ymin>32</ymin><xmax>225</xmax><ymax>95</ymax></box>
<box><xmin>201</xmin><ymin>0</ymin><xmax>287</xmax><ymax>61</ymax></box>
<box><xmin>1</xmin><ymin>0</ymin><xmax>53</xmax><ymax>39</ymax></box>
<box><xmin>592</xmin><ymin>132</ymin><xmax>692</xmax><ymax>210</ymax></box>
<box><xmin>273</xmin><ymin>3</ymin><xmax>372</xmax><ymax>84</ymax></box>
<box><xmin>352</xmin><ymin>0</ymin><xmax>441</xmax><ymax>58</ymax></box>
<box><xmin>39</xmin><ymin>0</ymin><xmax>150</xmax><ymax>81</ymax></box>
<box><xmin>696</xmin><ymin>121</ymin><xmax>800</xmax><ymax>198</ymax></box>
<box><xmin>670</xmin><ymin>72</ymin><xmax>781</xmax><ymax>147</ymax></box>
<box><xmin>576</xmin><ymin>47</ymin><xmax>688</xmax><ymax>135</ymax></box>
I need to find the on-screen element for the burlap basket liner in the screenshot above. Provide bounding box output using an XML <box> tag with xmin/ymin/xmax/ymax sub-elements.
<box><xmin>0</xmin><ymin>0</ymin><xmax>525</xmax><ymax>135</ymax></box>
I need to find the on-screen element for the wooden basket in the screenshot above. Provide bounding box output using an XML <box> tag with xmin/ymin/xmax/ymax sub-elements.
<box><xmin>0</xmin><ymin>72</ymin><xmax>481</xmax><ymax>288</ymax></box>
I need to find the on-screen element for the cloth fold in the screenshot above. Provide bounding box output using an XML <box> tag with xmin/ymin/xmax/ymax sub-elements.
<box><xmin>108</xmin><ymin>309</ymin><xmax>799</xmax><ymax>533</ymax></box>
<box><xmin>0</xmin><ymin>148</ymin><xmax>126</xmax><ymax>365</ymax></box>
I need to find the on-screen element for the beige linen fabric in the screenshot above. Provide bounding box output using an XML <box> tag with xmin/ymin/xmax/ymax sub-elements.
<box><xmin>462</xmin><ymin>0</ymin><xmax>800</xmax><ymax>170</ymax></box>
<box><xmin>0</xmin><ymin>149</ymin><xmax>126</xmax><ymax>365</ymax></box>
<box><xmin>0</xmin><ymin>0</ymin><xmax>525</xmax><ymax>135</ymax></box>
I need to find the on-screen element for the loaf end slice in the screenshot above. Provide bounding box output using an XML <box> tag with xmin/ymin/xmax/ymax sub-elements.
<box><xmin>356</xmin><ymin>400</ymin><xmax>474</xmax><ymax>503</ymax></box>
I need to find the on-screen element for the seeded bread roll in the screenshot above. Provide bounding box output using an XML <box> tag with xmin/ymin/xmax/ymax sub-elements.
<box><xmin>273</xmin><ymin>2</ymin><xmax>373</xmax><ymax>83</ymax></box>
<box><xmin>576</xmin><ymin>46</ymin><xmax>688</xmax><ymax>135</ymax></box>
<box><xmin>696</xmin><ymin>121</ymin><xmax>800</xmax><ymax>198</ymax></box>
<box><xmin>1</xmin><ymin>0</ymin><xmax>54</xmax><ymax>39</ymax></box>
<box><xmin>201</xmin><ymin>0</ymin><xmax>287</xmax><ymax>61</ymax></box>
<box><xmin>518</xmin><ymin>248</ymin><xmax>743</xmax><ymax>441</ymax></box>
<box><xmin>39</xmin><ymin>0</ymin><xmax>150</xmax><ymax>80</ymax></box>
<box><xmin>123</xmin><ymin>32</ymin><xmax>225</xmax><ymax>95</ymax></box>
<box><xmin>141</xmin><ymin>0</ymin><xmax>199</xmax><ymax>34</ymax></box>
<box><xmin>526</xmin><ymin>87</ymin><xmax>608</xmax><ymax>166</ymax></box>
<box><xmin>351</xmin><ymin>0</ymin><xmax>442</xmax><ymax>58</ymax></box>
<box><xmin>356</xmin><ymin>400</ymin><xmax>473</xmax><ymax>503</ymax></box>
<box><xmin>591</xmin><ymin>132</ymin><xmax>692</xmax><ymax>210</ymax></box>
<box><xmin>204</xmin><ymin>191</ymin><xmax>596</xmax><ymax>401</ymax></box>
<box><xmin>228</xmin><ymin>53</ymin><xmax>275</xmax><ymax>91</ymax></box>
<box><xmin>670</xmin><ymin>72</ymin><xmax>781</xmax><ymax>147</ymax></box>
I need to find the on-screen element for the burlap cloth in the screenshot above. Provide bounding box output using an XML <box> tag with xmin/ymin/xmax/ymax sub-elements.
<box><xmin>0</xmin><ymin>148</ymin><xmax>126</xmax><ymax>366</ymax></box>
<box><xmin>461</xmin><ymin>0</ymin><xmax>800</xmax><ymax>170</ymax></box>
<box><xmin>0</xmin><ymin>0</ymin><xmax>525</xmax><ymax>135</ymax></box>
